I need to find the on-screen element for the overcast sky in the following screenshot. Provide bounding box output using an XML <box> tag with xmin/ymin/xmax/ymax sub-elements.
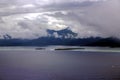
<box><xmin>0</xmin><ymin>0</ymin><xmax>120</xmax><ymax>39</ymax></box>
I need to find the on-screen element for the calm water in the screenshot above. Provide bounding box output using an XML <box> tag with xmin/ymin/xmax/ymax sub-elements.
<box><xmin>0</xmin><ymin>49</ymin><xmax>120</xmax><ymax>80</ymax></box>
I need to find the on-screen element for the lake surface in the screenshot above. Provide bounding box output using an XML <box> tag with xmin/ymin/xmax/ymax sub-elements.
<box><xmin>0</xmin><ymin>47</ymin><xmax>120</xmax><ymax>80</ymax></box>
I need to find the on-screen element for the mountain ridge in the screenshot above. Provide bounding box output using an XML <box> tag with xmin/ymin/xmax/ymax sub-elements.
<box><xmin>0</xmin><ymin>28</ymin><xmax>120</xmax><ymax>47</ymax></box>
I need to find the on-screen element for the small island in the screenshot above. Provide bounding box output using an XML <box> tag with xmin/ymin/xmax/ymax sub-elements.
<box><xmin>35</xmin><ymin>48</ymin><xmax>45</xmax><ymax>50</ymax></box>
<box><xmin>55</xmin><ymin>48</ymin><xmax>85</xmax><ymax>50</ymax></box>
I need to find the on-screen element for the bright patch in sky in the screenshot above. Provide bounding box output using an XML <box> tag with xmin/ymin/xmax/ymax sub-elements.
<box><xmin>21</xmin><ymin>4</ymin><xmax>36</xmax><ymax>8</ymax></box>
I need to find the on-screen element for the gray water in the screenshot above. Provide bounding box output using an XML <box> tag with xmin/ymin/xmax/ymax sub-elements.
<box><xmin>0</xmin><ymin>49</ymin><xmax>120</xmax><ymax>80</ymax></box>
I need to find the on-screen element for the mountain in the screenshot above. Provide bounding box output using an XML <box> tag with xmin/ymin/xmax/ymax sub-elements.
<box><xmin>47</xmin><ymin>27</ymin><xmax>77</xmax><ymax>38</ymax></box>
<box><xmin>0</xmin><ymin>28</ymin><xmax>120</xmax><ymax>47</ymax></box>
<box><xmin>0</xmin><ymin>37</ymin><xmax>101</xmax><ymax>46</ymax></box>
<box><xmin>0</xmin><ymin>36</ymin><xmax>120</xmax><ymax>47</ymax></box>
<box><xmin>88</xmin><ymin>38</ymin><xmax>120</xmax><ymax>47</ymax></box>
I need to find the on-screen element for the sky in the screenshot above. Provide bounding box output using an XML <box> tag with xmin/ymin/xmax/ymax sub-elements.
<box><xmin>0</xmin><ymin>0</ymin><xmax>120</xmax><ymax>39</ymax></box>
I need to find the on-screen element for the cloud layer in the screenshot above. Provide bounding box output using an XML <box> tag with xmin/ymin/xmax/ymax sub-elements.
<box><xmin>0</xmin><ymin>0</ymin><xmax>120</xmax><ymax>39</ymax></box>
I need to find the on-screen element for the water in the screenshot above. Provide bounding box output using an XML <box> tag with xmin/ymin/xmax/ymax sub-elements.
<box><xmin>0</xmin><ymin>46</ymin><xmax>120</xmax><ymax>52</ymax></box>
<box><xmin>0</xmin><ymin>47</ymin><xmax>120</xmax><ymax>80</ymax></box>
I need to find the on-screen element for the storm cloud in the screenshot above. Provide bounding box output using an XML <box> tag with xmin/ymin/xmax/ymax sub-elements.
<box><xmin>0</xmin><ymin>0</ymin><xmax>120</xmax><ymax>39</ymax></box>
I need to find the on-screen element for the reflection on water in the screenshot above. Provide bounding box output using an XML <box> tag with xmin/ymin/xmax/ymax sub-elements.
<box><xmin>0</xmin><ymin>50</ymin><xmax>120</xmax><ymax>80</ymax></box>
